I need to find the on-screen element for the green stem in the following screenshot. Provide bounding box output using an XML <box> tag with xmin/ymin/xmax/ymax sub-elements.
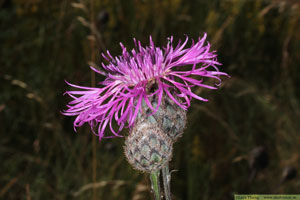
<box><xmin>162</xmin><ymin>163</ymin><xmax>172</xmax><ymax>200</ymax></box>
<box><xmin>150</xmin><ymin>171</ymin><xmax>161</xmax><ymax>200</ymax></box>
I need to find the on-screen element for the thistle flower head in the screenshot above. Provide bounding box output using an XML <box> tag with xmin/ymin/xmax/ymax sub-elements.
<box><xmin>63</xmin><ymin>34</ymin><xmax>228</xmax><ymax>140</ymax></box>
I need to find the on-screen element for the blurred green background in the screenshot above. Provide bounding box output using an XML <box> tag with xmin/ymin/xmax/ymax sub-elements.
<box><xmin>1</xmin><ymin>0</ymin><xmax>300</xmax><ymax>199</ymax></box>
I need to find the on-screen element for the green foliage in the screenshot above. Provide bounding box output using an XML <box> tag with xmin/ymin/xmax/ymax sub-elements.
<box><xmin>1</xmin><ymin>0</ymin><xmax>300</xmax><ymax>199</ymax></box>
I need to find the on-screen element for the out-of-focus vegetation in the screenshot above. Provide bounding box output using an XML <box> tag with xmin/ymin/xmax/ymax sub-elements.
<box><xmin>1</xmin><ymin>0</ymin><xmax>300</xmax><ymax>199</ymax></box>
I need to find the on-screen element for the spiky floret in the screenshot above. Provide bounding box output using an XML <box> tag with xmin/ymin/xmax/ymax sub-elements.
<box><xmin>124</xmin><ymin>121</ymin><xmax>173</xmax><ymax>172</ymax></box>
<box><xmin>63</xmin><ymin>34</ymin><xmax>228</xmax><ymax>140</ymax></box>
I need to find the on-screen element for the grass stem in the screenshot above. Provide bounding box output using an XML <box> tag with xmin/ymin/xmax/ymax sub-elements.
<box><xmin>162</xmin><ymin>163</ymin><xmax>171</xmax><ymax>200</ymax></box>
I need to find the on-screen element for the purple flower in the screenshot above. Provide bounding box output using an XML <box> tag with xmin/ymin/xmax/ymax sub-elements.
<box><xmin>63</xmin><ymin>34</ymin><xmax>228</xmax><ymax>140</ymax></box>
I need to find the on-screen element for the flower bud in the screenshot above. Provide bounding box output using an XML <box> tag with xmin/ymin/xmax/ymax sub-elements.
<box><xmin>124</xmin><ymin>121</ymin><xmax>173</xmax><ymax>172</ymax></box>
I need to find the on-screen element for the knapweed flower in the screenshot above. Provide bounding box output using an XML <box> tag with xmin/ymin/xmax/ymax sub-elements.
<box><xmin>63</xmin><ymin>33</ymin><xmax>228</xmax><ymax>140</ymax></box>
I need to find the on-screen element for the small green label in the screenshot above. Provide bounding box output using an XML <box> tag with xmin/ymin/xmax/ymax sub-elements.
<box><xmin>235</xmin><ymin>195</ymin><xmax>300</xmax><ymax>200</ymax></box>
